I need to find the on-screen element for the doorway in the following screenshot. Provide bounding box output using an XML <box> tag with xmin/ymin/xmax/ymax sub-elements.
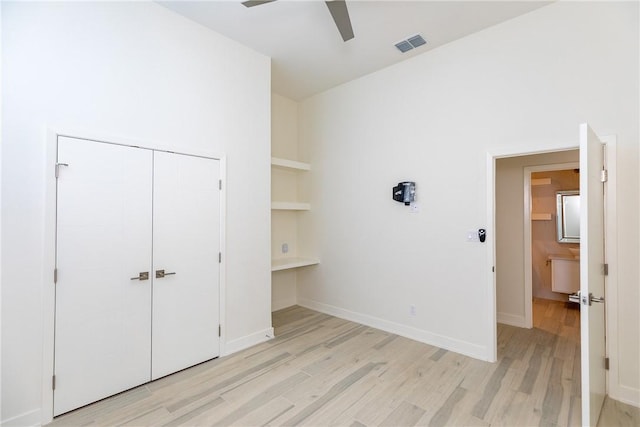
<box><xmin>489</xmin><ymin>130</ymin><xmax>618</xmax><ymax>426</ymax></box>
<box><xmin>53</xmin><ymin>136</ymin><xmax>222</xmax><ymax>416</ymax></box>
<box><xmin>495</xmin><ymin>150</ymin><xmax>579</xmax><ymax>329</ymax></box>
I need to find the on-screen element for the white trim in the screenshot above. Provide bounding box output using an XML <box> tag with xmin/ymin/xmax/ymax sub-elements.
<box><xmin>222</xmin><ymin>328</ymin><xmax>275</xmax><ymax>357</ymax></box>
<box><xmin>52</xmin><ymin>126</ymin><xmax>223</xmax><ymax>160</ymax></box>
<box><xmin>599</xmin><ymin>136</ymin><xmax>628</xmax><ymax>407</ymax></box>
<box><xmin>41</xmin><ymin>129</ymin><xmax>58</xmax><ymax>426</ymax></box>
<box><xmin>486</xmin><ymin>153</ymin><xmax>498</xmax><ymax>362</ymax></box>
<box><xmin>611</xmin><ymin>385</ymin><xmax>640</xmax><ymax>409</ymax></box>
<box><xmin>41</xmin><ymin>128</ymin><xmax>226</xmax><ymax>425</ymax></box>
<box><xmin>1</xmin><ymin>408</ymin><xmax>41</xmax><ymax>427</ymax></box>
<box><xmin>523</xmin><ymin>161</ymin><xmax>579</xmax><ymax>330</ymax></box>
<box><xmin>298</xmin><ymin>298</ymin><xmax>489</xmax><ymax>361</ymax></box>
<box><xmin>497</xmin><ymin>312</ymin><xmax>527</xmax><ymax>328</ymax></box>
<box><xmin>218</xmin><ymin>157</ymin><xmax>228</xmax><ymax>358</ymax></box>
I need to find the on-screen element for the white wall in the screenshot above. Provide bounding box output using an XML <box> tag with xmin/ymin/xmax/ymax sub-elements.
<box><xmin>1</xmin><ymin>1</ymin><xmax>271</xmax><ymax>424</ymax></box>
<box><xmin>298</xmin><ymin>1</ymin><xmax>639</xmax><ymax>405</ymax></box>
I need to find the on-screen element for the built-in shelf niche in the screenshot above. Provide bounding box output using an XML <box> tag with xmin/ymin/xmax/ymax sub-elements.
<box><xmin>270</xmin><ymin>156</ymin><xmax>318</xmax><ymax>272</ymax></box>
<box><xmin>531</xmin><ymin>178</ymin><xmax>552</xmax><ymax>186</ymax></box>
<box><xmin>271</xmin><ymin>257</ymin><xmax>320</xmax><ymax>272</ymax></box>
<box><xmin>531</xmin><ymin>213</ymin><xmax>552</xmax><ymax>221</ymax></box>
<box><xmin>271</xmin><ymin>157</ymin><xmax>310</xmax><ymax>171</ymax></box>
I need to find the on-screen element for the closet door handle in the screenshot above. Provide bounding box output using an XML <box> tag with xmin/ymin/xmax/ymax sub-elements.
<box><xmin>131</xmin><ymin>272</ymin><xmax>149</xmax><ymax>281</ymax></box>
<box><xmin>155</xmin><ymin>270</ymin><xmax>176</xmax><ymax>279</ymax></box>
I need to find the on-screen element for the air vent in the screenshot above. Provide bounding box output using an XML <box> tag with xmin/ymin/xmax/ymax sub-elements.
<box><xmin>394</xmin><ymin>34</ymin><xmax>427</xmax><ymax>53</ymax></box>
<box><xmin>394</xmin><ymin>40</ymin><xmax>413</xmax><ymax>53</ymax></box>
<box><xmin>407</xmin><ymin>35</ymin><xmax>426</xmax><ymax>48</ymax></box>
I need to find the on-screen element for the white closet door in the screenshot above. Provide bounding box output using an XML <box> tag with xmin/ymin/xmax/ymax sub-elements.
<box><xmin>54</xmin><ymin>137</ymin><xmax>153</xmax><ymax>416</ymax></box>
<box><xmin>152</xmin><ymin>152</ymin><xmax>221</xmax><ymax>380</ymax></box>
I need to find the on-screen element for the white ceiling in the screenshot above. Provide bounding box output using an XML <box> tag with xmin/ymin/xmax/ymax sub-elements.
<box><xmin>159</xmin><ymin>1</ymin><xmax>552</xmax><ymax>100</ymax></box>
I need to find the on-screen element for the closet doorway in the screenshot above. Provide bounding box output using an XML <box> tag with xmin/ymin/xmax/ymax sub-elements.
<box><xmin>54</xmin><ymin>136</ymin><xmax>222</xmax><ymax>416</ymax></box>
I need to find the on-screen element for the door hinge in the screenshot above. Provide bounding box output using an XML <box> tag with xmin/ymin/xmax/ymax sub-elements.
<box><xmin>55</xmin><ymin>163</ymin><xmax>69</xmax><ymax>178</ymax></box>
<box><xmin>219</xmin><ymin>180</ymin><xmax>222</xmax><ymax>190</ymax></box>
<box><xmin>54</xmin><ymin>268</ymin><xmax>58</xmax><ymax>284</ymax></box>
<box><xmin>219</xmin><ymin>252</ymin><xmax>222</xmax><ymax>263</ymax></box>
<box><xmin>218</xmin><ymin>325</ymin><xmax>221</xmax><ymax>337</ymax></box>
<box><xmin>52</xmin><ymin>375</ymin><xmax>56</xmax><ymax>390</ymax></box>
<box><xmin>605</xmin><ymin>357</ymin><xmax>610</xmax><ymax>370</ymax></box>
<box><xmin>603</xmin><ymin>263</ymin><xmax>609</xmax><ymax>276</ymax></box>
<box><xmin>600</xmin><ymin>169</ymin><xmax>608</xmax><ymax>183</ymax></box>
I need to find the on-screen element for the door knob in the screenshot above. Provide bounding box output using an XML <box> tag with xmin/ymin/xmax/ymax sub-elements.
<box><xmin>589</xmin><ymin>293</ymin><xmax>605</xmax><ymax>304</ymax></box>
<box><xmin>568</xmin><ymin>292</ymin><xmax>580</xmax><ymax>304</ymax></box>
<box><xmin>130</xmin><ymin>272</ymin><xmax>149</xmax><ymax>281</ymax></box>
<box><xmin>155</xmin><ymin>270</ymin><xmax>176</xmax><ymax>279</ymax></box>
<box><xmin>581</xmin><ymin>292</ymin><xmax>605</xmax><ymax>306</ymax></box>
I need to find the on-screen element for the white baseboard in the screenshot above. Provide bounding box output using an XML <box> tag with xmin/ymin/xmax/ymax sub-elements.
<box><xmin>222</xmin><ymin>327</ymin><xmax>274</xmax><ymax>356</ymax></box>
<box><xmin>609</xmin><ymin>384</ymin><xmax>640</xmax><ymax>408</ymax></box>
<box><xmin>297</xmin><ymin>298</ymin><xmax>489</xmax><ymax>361</ymax></box>
<box><xmin>497</xmin><ymin>312</ymin><xmax>527</xmax><ymax>328</ymax></box>
<box><xmin>1</xmin><ymin>408</ymin><xmax>41</xmax><ymax>427</ymax></box>
<box><xmin>272</xmin><ymin>297</ymin><xmax>297</xmax><ymax>312</ymax></box>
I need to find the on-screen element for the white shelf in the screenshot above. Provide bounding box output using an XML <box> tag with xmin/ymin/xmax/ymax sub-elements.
<box><xmin>532</xmin><ymin>213</ymin><xmax>552</xmax><ymax>221</ymax></box>
<box><xmin>531</xmin><ymin>178</ymin><xmax>552</xmax><ymax>186</ymax></box>
<box><xmin>272</xmin><ymin>257</ymin><xmax>320</xmax><ymax>272</ymax></box>
<box><xmin>272</xmin><ymin>201</ymin><xmax>310</xmax><ymax>211</ymax></box>
<box><xmin>271</xmin><ymin>157</ymin><xmax>311</xmax><ymax>171</ymax></box>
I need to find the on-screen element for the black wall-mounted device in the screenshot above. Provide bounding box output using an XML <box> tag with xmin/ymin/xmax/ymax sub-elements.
<box><xmin>393</xmin><ymin>181</ymin><xmax>416</xmax><ymax>206</ymax></box>
<box><xmin>478</xmin><ymin>229</ymin><xmax>486</xmax><ymax>243</ymax></box>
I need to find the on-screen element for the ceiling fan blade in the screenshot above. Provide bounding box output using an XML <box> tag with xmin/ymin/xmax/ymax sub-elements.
<box><xmin>325</xmin><ymin>0</ymin><xmax>354</xmax><ymax>42</ymax></box>
<box><xmin>242</xmin><ymin>0</ymin><xmax>277</xmax><ymax>8</ymax></box>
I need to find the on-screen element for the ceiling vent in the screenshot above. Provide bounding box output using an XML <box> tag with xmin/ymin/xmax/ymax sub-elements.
<box><xmin>394</xmin><ymin>34</ymin><xmax>427</xmax><ymax>53</ymax></box>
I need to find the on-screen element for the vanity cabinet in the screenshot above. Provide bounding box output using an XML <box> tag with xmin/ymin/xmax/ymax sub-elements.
<box><xmin>550</xmin><ymin>257</ymin><xmax>580</xmax><ymax>294</ymax></box>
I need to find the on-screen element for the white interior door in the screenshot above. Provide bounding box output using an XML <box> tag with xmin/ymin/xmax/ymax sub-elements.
<box><xmin>54</xmin><ymin>137</ymin><xmax>152</xmax><ymax>416</ymax></box>
<box><xmin>579</xmin><ymin>123</ymin><xmax>607</xmax><ymax>426</ymax></box>
<box><xmin>152</xmin><ymin>152</ymin><xmax>221</xmax><ymax>380</ymax></box>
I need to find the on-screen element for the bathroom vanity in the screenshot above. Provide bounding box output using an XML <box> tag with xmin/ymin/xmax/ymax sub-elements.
<box><xmin>549</xmin><ymin>255</ymin><xmax>580</xmax><ymax>294</ymax></box>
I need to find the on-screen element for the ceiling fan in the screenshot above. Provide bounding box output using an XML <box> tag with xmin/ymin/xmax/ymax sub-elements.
<box><xmin>242</xmin><ymin>0</ymin><xmax>355</xmax><ymax>42</ymax></box>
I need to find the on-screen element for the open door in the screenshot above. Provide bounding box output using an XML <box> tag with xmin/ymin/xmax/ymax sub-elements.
<box><xmin>579</xmin><ymin>123</ymin><xmax>607</xmax><ymax>426</ymax></box>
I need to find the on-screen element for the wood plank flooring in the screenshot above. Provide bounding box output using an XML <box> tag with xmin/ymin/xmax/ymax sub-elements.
<box><xmin>48</xmin><ymin>300</ymin><xmax>638</xmax><ymax>426</ymax></box>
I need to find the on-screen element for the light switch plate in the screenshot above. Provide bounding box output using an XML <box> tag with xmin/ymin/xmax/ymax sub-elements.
<box><xmin>467</xmin><ymin>230</ymin><xmax>480</xmax><ymax>242</ymax></box>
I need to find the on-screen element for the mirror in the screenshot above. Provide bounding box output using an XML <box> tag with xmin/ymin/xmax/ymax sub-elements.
<box><xmin>556</xmin><ymin>190</ymin><xmax>580</xmax><ymax>243</ymax></box>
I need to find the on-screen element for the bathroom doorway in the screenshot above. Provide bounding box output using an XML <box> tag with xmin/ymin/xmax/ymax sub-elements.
<box><xmin>495</xmin><ymin>150</ymin><xmax>579</xmax><ymax>329</ymax></box>
<box><xmin>526</xmin><ymin>164</ymin><xmax>581</xmax><ymax>328</ymax></box>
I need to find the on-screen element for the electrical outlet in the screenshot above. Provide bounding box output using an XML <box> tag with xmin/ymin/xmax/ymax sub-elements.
<box><xmin>282</xmin><ymin>243</ymin><xmax>289</xmax><ymax>254</ymax></box>
<box><xmin>410</xmin><ymin>305</ymin><xmax>416</xmax><ymax>316</ymax></box>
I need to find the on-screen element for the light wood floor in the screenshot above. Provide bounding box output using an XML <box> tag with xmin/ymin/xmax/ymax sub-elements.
<box><xmin>49</xmin><ymin>301</ymin><xmax>639</xmax><ymax>426</ymax></box>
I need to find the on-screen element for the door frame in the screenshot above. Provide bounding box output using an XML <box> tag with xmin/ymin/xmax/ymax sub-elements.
<box><xmin>523</xmin><ymin>161</ymin><xmax>580</xmax><ymax>329</ymax></box>
<box><xmin>41</xmin><ymin>128</ymin><xmax>227</xmax><ymax>425</ymax></box>
<box><xmin>486</xmin><ymin>135</ymin><xmax>617</xmax><ymax>392</ymax></box>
